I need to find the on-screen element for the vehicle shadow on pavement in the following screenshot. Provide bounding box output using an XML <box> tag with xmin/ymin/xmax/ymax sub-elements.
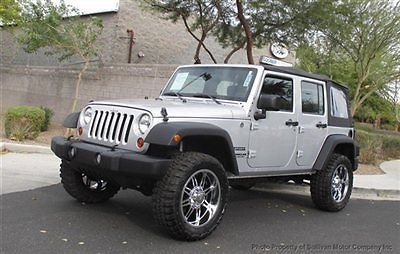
<box><xmin>2</xmin><ymin>183</ymin><xmax>317</xmax><ymax>240</ymax></box>
<box><xmin>3</xmin><ymin>184</ymin><xmax>400</xmax><ymax>254</ymax></box>
<box><xmin>230</xmin><ymin>188</ymin><xmax>316</xmax><ymax>210</ymax></box>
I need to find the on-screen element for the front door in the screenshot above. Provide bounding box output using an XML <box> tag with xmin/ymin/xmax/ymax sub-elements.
<box><xmin>296</xmin><ymin>80</ymin><xmax>328</xmax><ymax>167</ymax></box>
<box><xmin>248</xmin><ymin>74</ymin><xmax>298</xmax><ymax>168</ymax></box>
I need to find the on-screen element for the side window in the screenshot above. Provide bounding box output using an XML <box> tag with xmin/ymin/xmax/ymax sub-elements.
<box><xmin>330</xmin><ymin>86</ymin><xmax>349</xmax><ymax>118</ymax></box>
<box><xmin>262</xmin><ymin>76</ymin><xmax>293</xmax><ymax>111</ymax></box>
<box><xmin>301</xmin><ymin>81</ymin><xmax>324</xmax><ymax>115</ymax></box>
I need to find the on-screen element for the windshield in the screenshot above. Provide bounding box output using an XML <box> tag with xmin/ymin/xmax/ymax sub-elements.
<box><xmin>162</xmin><ymin>67</ymin><xmax>257</xmax><ymax>102</ymax></box>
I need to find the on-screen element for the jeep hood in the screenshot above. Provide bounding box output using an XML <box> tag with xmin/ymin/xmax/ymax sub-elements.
<box><xmin>89</xmin><ymin>98</ymin><xmax>248</xmax><ymax>119</ymax></box>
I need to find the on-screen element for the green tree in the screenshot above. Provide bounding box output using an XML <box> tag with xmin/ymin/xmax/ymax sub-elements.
<box><xmin>0</xmin><ymin>0</ymin><xmax>22</xmax><ymax>26</ymax></box>
<box><xmin>381</xmin><ymin>79</ymin><xmax>400</xmax><ymax>131</ymax></box>
<box><xmin>141</xmin><ymin>0</ymin><xmax>221</xmax><ymax>63</ymax></box>
<box><xmin>215</xmin><ymin>0</ymin><xmax>320</xmax><ymax>64</ymax></box>
<box><xmin>142</xmin><ymin>0</ymin><xmax>321</xmax><ymax>64</ymax></box>
<box><xmin>300</xmin><ymin>0</ymin><xmax>400</xmax><ymax>117</ymax></box>
<box><xmin>18</xmin><ymin>0</ymin><xmax>103</xmax><ymax>114</ymax></box>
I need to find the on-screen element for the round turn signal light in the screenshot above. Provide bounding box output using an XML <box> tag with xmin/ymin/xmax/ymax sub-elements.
<box><xmin>137</xmin><ymin>137</ymin><xmax>145</xmax><ymax>148</ymax></box>
<box><xmin>173</xmin><ymin>134</ymin><xmax>181</xmax><ymax>143</ymax></box>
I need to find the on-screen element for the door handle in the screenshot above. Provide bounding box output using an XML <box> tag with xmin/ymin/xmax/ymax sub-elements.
<box><xmin>316</xmin><ymin>123</ymin><xmax>327</xmax><ymax>128</ymax></box>
<box><xmin>285</xmin><ymin>119</ymin><xmax>299</xmax><ymax>127</ymax></box>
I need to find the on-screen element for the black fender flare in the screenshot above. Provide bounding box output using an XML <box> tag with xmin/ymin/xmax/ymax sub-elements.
<box><xmin>145</xmin><ymin>122</ymin><xmax>239</xmax><ymax>175</ymax></box>
<box><xmin>313</xmin><ymin>134</ymin><xmax>357</xmax><ymax>171</ymax></box>
<box><xmin>62</xmin><ymin>112</ymin><xmax>80</xmax><ymax>128</ymax></box>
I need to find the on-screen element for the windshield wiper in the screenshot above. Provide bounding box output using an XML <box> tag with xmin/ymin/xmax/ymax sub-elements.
<box><xmin>163</xmin><ymin>92</ymin><xmax>186</xmax><ymax>102</ymax></box>
<box><xmin>192</xmin><ymin>93</ymin><xmax>221</xmax><ymax>104</ymax></box>
<box><xmin>176</xmin><ymin>72</ymin><xmax>212</xmax><ymax>94</ymax></box>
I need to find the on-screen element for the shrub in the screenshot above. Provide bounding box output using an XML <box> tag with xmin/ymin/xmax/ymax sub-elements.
<box><xmin>5</xmin><ymin>106</ymin><xmax>45</xmax><ymax>141</ymax></box>
<box><xmin>381</xmin><ymin>124</ymin><xmax>396</xmax><ymax>131</ymax></box>
<box><xmin>40</xmin><ymin>106</ymin><xmax>54</xmax><ymax>131</ymax></box>
<box><xmin>382</xmin><ymin>136</ymin><xmax>400</xmax><ymax>150</ymax></box>
<box><xmin>356</xmin><ymin>130</ymin><xmax>381</xmax><ymax>164</ymax></box>
<box><xmin>381</xmin><ymin>136</ymin><xmax>400</xmax><ymax>159</ymax></box>
<box><xmin>354</xmin><ymin>122</ymin><xmax>375</xmax><ymax>133</ymax></box>
<box><xmin>356</xmin><ymin>129</ymin><xmax>400</xmax><ymax>164</ymax></box>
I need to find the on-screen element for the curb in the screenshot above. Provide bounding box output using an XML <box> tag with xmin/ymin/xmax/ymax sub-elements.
<box><xmin>254</xmin><ymin>182</ymin><xmax>400</xmax><ymax>201</ymax></box>
<box><xmin>1</xmin><ymin>142</ymin><xmax>52</xmax><ymax>154</ymax></box>
<box><xmin>1</xmin><ymin>142</ymin><xmax>399</xmax><ymax>200</ymax></box>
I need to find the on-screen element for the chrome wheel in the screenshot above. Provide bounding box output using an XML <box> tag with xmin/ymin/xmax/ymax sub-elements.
<box><xmin>331</xmin><ymin>164</ymin><xmax>349</xmax><ymax>202</ymax></box>
<box><xmin>82</xmin><ymin>174</ymin><xmax>108</xmax><ymax>191</ymax></box>
<box><xmin>180</xmin><ymin>169</ymin><xmax>221</xmax><ymax>227</ymax></box>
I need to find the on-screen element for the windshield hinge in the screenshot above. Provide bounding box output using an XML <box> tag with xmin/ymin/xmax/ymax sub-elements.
<box><xmin>248</xmin><ymin>150</ymin><xmax>257</xmax><ymax>158</ymax></box>
<box><xmin>297</xmin><ymin>150</ymin><xmax>304</xmax><ymax>158</ymax></box>
<box><xmin>250</xmin><ymin>122</ymin><xmax>259</xmax><ymax>130</ymax></box>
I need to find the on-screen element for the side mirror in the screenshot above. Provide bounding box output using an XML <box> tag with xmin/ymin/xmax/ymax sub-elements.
<box><xmin>254</xmin><ymin>94</ymin><xmax>281</xmax><ymax>120</ymax></box>
<box><xmin>258</xmin><ymin>94</ymin><xmax>281</xmax><ymax>111</ymax></box>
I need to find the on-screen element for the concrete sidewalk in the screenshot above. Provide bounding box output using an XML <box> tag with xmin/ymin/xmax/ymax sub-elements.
<box><xmin>354</xmin><ymin>160</ymin><xmax>400</xmax><ymax>191</ymax></box>
<box><xmin>0</xmin><ymin>152</ymin><xmax>60</xmax><ymax>194</ymax></box>
<box><xmin>1</xmin><ymin>142</ymin><xmax>399</xmax><ymax>198</ymax></box>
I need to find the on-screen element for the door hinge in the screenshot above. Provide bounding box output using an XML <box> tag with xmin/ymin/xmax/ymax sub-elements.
<box><xmin>297</xmin><ymin>150</ymin><xmax>304</xmax><ymax>158</ymax></box>
<box><xmin>250</xmin><ymin>122</ymin><xmax>259</xmax><ymax>130</ymax></box>
<box><xmin>248</xmin><ymin>150</ymin><xmax>257</xmax><ymax>158</ymax></box>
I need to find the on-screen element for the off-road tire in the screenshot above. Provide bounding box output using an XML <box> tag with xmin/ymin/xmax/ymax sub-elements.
<box><xmin>230</xmin><ymin>182</ymin><xmax>255</xmax><ymax>191</ymax></box>
<box><xmin>152</xmin><ymin>152</ymin><xmax>229</xmax><ymax>241</ymax></box>
<box><xmin>310</xmin><ymin>153</ymin><xmax>353</xmax><ymax>212</ymax></box>
<box><xmin>60</xmin><ymin>160</ymin><xmax>120</xmax><ymax>203</ymax></box>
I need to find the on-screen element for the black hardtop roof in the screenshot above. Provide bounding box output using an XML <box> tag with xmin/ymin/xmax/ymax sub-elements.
<box><xmin>262</xmin><ymin>64</ymin><xmax>348</xmax><ymax>89</ymax></box>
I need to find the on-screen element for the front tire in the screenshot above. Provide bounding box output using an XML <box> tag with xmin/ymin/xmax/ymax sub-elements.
<box><xmin>310</xmin><ymin>153</ymin><xmax>353</xmax><ymax>211</ymax></box>
<box><xmin>60</xmin><ymin>160</ymin><xmax>120</xmax><ymax>203</ymax></box>
<box><xmin>152</xmin><ymin>152</ymin><xmax>229</xmax><ymax>241</ymax></box>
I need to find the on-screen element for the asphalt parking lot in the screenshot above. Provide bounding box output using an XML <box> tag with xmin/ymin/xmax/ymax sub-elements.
<box><xmin>1</xmin><ymin>152</ymin><xmax>399</xmax><ymax>253</ymax></box>
<box><xmin>1</xmin><ymin>184</ymin><xmax>399</xmax><ymax>254</ymax></box>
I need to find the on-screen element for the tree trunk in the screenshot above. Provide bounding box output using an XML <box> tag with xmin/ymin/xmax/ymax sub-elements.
<box><xmin>224</xmin><ymin>41</ymin><xmax>246</xmax><ymax>64</ymax></box>
<box><xmin>65</xmin><ymin>60</ymin><xmax>89</xmax><ymax>136</ymax></box>
<box><xmin>194</xmin><ymin>34</ymin><xmax>207</xmax><ymax>64</ymax></box>
<box><xmin>71</xmin><ymin>60</ymin><xmax>89</xmax><ymax>113</ymax></box>
<box><xmin>65</xmin><ymin>60</ymin><xmax>89</xmax><ymax>137</ymax></box>
<box><xmin>236</xmin><ymin>0</ymin><xmax>254</xmax><ymax>64</ymax></box>
<box><xmin>182</xmin><ymin>16</ymin><xmax>217</xmax><ymax>64</ymax></box>
<box><xmin>374</xmin><ymin>115</ymin><xmax>381</xmax><ymax>129</ymax></box>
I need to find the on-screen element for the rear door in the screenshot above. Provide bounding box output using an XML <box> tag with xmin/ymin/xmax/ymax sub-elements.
<box><xmin>296</xmin><ymin>79</ymin><xmax>328</xmax><ymax>167</ymax></box>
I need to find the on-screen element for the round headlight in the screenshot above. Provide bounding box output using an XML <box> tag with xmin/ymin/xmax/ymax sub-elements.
<box><xmin>80</xmin><ymin>107</ymin><xmax>93</xmax><ymax>126</ymax></box>
<box><xmin>138</xmin><ymin>114</ymin><xmax>151</xmax><ymax>134</ymax></box>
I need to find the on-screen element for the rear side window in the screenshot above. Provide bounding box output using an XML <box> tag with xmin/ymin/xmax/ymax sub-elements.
<box><xmin>301</xmin><ymin>81</ymin><xmax>324</xmax><ymax>115</ymax></box>
<box><xmin>330</xmin><ymin>87</ymin><xmax>349</xmax><ymax>118</ymax></box>
<box><xmin>262</xmin><ymin>76</ymin><xmax>293</xmax><ymax>111</ymax></box>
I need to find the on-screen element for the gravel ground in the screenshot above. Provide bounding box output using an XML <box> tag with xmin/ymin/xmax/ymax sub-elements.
<box><xmin>1</xmin><ymin>123</ymin><xmax>65</xmax><ymax>146</ymax></box>
<box><xmin>356</xmin><ymin>164</ymin><xmax>385</xmax><ymax>175</ymax></box>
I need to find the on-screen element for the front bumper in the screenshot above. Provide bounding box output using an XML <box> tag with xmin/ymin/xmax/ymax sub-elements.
<box><xmin>51</xmin><ymin>136</ymin><xmax>170</xmax><ymax>180</ymax></box>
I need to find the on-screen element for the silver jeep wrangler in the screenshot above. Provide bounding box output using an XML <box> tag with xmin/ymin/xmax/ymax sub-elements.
<box><xmin>52</xmin><ymin>58</ymin><xmax>359</xmax><ymax>240</ymax></box>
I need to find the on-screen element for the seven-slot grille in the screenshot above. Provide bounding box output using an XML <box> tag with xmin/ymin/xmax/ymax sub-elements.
<box><xmin>88</xmin><ymin>110</ymin><xmax>134</xmax><ymax>145</ymax></box>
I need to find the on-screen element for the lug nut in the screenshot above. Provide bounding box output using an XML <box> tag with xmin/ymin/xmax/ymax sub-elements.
<box><xmin>96</xmin><ymin>154</ymin><xmax>101</xmax><ymax>165</ymax></box>
<box><xmin>69</xmin><ymin>147</ymin><xmax>77</xmax><ymax>158</ymax></box>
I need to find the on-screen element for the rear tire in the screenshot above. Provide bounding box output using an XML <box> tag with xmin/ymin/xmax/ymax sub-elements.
<box><xmin>152</xmin><ymin>152</ymin><xmax>229</xmax><ymax>241</ymax></box>
<box><xmin>60</xmin><ymin>160</ymin><xmax>120</xmax><ymax>203</ymax></box>
<box><xmin>310</xmin><ymin>153</ymin><xmax>353</xmax><ymax>212</ymax></box>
